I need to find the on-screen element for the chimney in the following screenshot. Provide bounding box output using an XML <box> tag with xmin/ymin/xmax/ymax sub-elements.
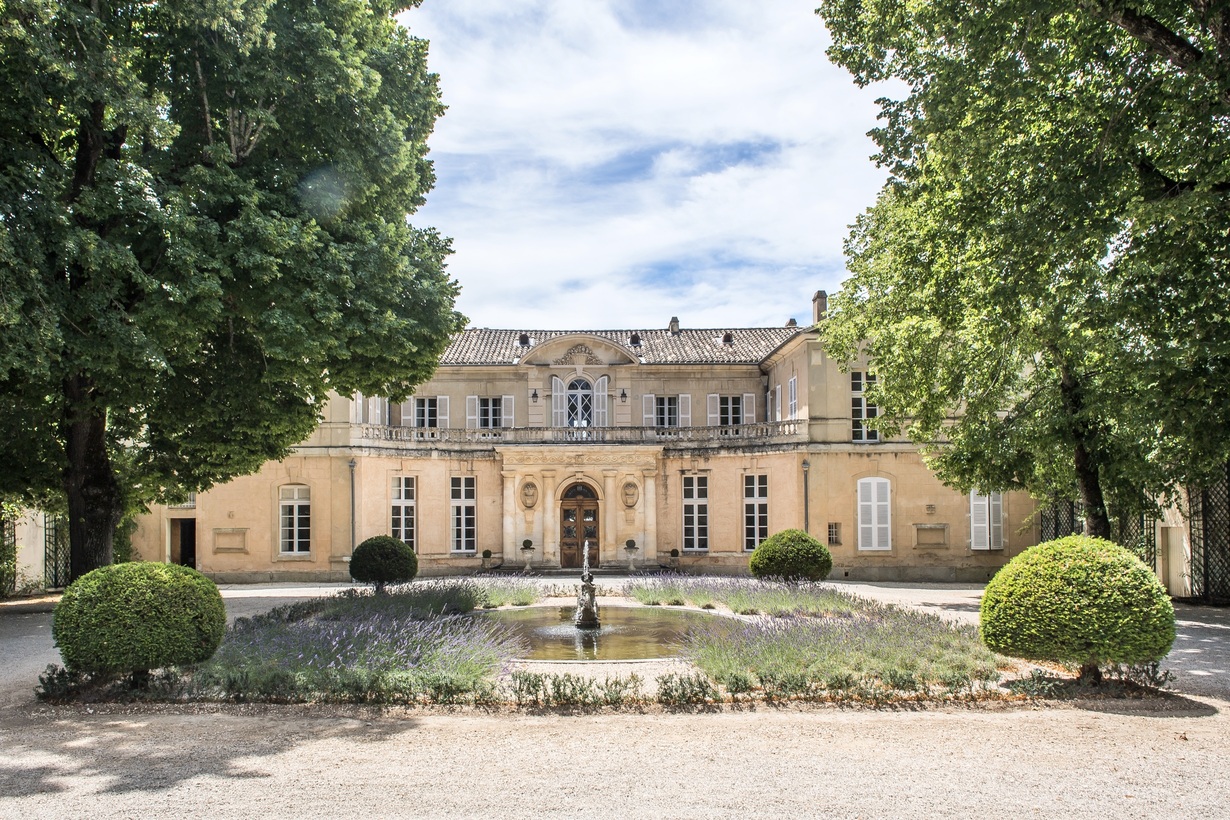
<box><xmin>668</xmin><ymin>316</ymin><xmax>680</xmax><ymax>335</ymax></box>
<box><xmin>812</xmin><ymin>290</ymin><xmax>828</xmax><ymax>324</ymax></box>
<box><xmin>785</xmin><ymin>318</ymin><xmax>797</xmax><ymax>327</ymax></box>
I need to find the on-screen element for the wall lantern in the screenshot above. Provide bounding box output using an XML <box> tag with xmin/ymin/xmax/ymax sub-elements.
<box><xmin>620</xmin><ymin>388</ymin><xmax>628</xmax><ymax>403</ymax></box>
<box><xmin>531</xmin><ymin>389</ymin><xmax>539</xmax><ymax>403</ymax></box>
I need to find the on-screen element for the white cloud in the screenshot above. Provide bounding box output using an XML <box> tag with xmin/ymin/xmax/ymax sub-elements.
<box><xmin>401</xmin><ymin>0</ymin><xmax>891</xmax><ymax>329</ymax></box>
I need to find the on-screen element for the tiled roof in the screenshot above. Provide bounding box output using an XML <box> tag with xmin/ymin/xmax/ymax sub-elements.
<box><xmin>440</xmin><ymin>327</ymin><xmax>806</xmax><ymax>366</ymax></box>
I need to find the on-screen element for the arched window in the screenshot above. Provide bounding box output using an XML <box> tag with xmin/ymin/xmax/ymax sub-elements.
<box><xmin>567</xmin><ymin>378</ymin><xmax>592</xmax><ymax>427</ymax></box>
<box><xmin>563</xmin><ymin>483</ymin><xmax>598</xmax><ymax>500</ymax></box>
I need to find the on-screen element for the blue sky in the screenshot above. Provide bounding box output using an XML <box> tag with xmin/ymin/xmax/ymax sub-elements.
<box><xmin>401</xmin><ymin>0</ymin><xmax>890</xmax><ymax>330</ymax></box>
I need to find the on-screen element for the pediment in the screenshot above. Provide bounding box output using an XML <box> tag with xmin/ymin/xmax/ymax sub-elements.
<box><xmin>523</xmin><ymin>334</ymin><xmax>638</xmax><ymax>367</ymax></box>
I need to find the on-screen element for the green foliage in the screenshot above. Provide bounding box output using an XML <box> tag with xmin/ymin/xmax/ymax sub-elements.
<box><xmin>748</xmin><ymin>529</ymin><xmax>833</xmax><ymax>582</ymax></box>
<box><xmin>655</xmin><ymin>672</ymin><xmax>718</xmax><ymax>706</ymax></box>
<box><xmin>348</xmin><ymin>536</ymin><xmax>418</xmax><ymax>593</ymax></box>
<box><xmin>0</xmin><ymin>0</ymin><xmax>463</xmax><ymax>577</ymax></box>
<box><xmin>816</xmin><ymin>0</ymin><xmax>1230</xmax><ymax>531</ymax></box>
<box><xmin>980</xmin><ymin>536</ymin><xmax>1176</xmax><ymax>672</ymax></box>
<box><xmin>52</xmin><ymin>562</ymin><xmax>225</xmax><ymax>676</ymax></box>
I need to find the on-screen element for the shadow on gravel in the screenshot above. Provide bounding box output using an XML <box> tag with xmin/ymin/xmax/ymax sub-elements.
<box><xmin>0</xmin><ymin>709</ymin><xmax>422</xmax><ymax>796</ymax></box>
<box><xmin>1066</xmin><ymin>693</ymin><xmax>1220</xmax><ymax>718</ymax></box>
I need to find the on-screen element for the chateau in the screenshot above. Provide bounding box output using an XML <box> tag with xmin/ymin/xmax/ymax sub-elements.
<box><xmin>126</xmin><ymin>291</ymin><xmax>1041</xmax><ymax>581</ymax></box>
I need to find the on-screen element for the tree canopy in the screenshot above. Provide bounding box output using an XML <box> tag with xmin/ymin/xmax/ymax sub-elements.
<box><xmin>0</xmin><ymin>0</ymin><xmax>463</xmax><ymax>577</ymax></box>
<box><xmin>816</xmin><ymin>0</ymin><xmax>1230</xmax><ymax>534</ymax></box>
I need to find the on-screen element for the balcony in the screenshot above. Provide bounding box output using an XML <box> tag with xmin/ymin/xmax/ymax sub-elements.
<box><xmin>355</xmin><ymin>420</ymin><xmax>805</xmax><ymax>449</ymax></box>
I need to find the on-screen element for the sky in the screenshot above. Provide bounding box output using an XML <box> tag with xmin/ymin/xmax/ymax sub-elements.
<box><xmin>399</xmin><ymin>0</ymin><xmax>891</xmax><ymax>330</ymax></box>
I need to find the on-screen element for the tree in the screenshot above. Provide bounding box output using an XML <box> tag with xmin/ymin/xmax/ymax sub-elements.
<box><xmin>0</xmin><ymin>0</ymin><xmax>462</xmax><ymax>580</ymax></box>
<box><xmin>816</xmin><ymin>0</ymin><xmax>1230</xmax><ymax>535</ymax></box>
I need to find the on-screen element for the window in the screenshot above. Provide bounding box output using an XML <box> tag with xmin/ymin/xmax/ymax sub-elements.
<box><xmin>707</xmin><ymin>393</ymin><xmax>756</xmax><ymax>427</ymax></box>
<box><xmin>644</xmin><ymin>394</ymin><xmax>690</xmax><ymax>429</ymax></box>
<box><xmin>682</xmin><ymin>475</ymin><xmax>709</xmax><ymax>551</ymax></box>
<box><xmin>567</xmin><ymin>378</ymin><xmax>592</xmax><ymax>427</ymax></box>
<box><xmin>467</xmin><ymin>395</ymin><xmax>514</xmax><ymax>429</ymax></box>
<box><xmin>857</xmin><ymin>477</ymin><xmax>891</xmax><ymax>550</ymax></box>
<box><xmin>970</xmin><ymin>490</ymin><xmax>1005</xmax><ymax>551</ymax></box>
<box><xmin>852</xmin><ymin>372</ymin><xmax>878</xmax><ymax>442</ymax></box>
<box><xmin>828</xmin><ymin>522</ymin><xmax>841</xmax><ymax>546</ymax></box>
<box><xmin>774</xmin><ymin>384</ymin><xmax>782</xmax><ymax>422</ymax></box>
<box><xmin>655</xmin><ymin>395</ymin><xmax>679</xmax><ymax>428</ymax></box>
<box><xmin>279</xmin><ymin>485</ymin><xmax>311</xmax><ymax>554</ymax></box>
<box><xmin>788</xmin><ymin>376</ymin><xmax>798</xmax><ymax>420</ymax></box>
<box><xmin>391</xmin><ymin>476</ymin><xmax>415</xmax><ymax>550</ymax></box>
<box><xmin>415</xmin><ymin>397</ymin><xmax>438</xmax><ymax>428</ymax></box>
<box><xmin>743</xmin><ymin>474</ymin><xmax>768</xmax><ymax>551</ymax></box>
<box><xmin>450</xmin><ymin>476</ymin><xmax>476</xmax><ymax>552</ymax></box>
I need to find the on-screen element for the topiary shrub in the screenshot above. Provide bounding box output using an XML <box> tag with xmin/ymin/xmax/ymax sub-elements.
<box><xmin>350</xmin><ymin>535</ymin><xmax>418</xmax><ymax>594</ymax></box>
<box><xmin>53</xmin><ymin>562</ymin><xmax>226</xmax><ymax>678</ymax></box>
<box><xmin>980</xmin><ymin>535</ymin><xmax>1176</xmax><ymax>684</ymax></box>
<box><xmin>748</xmin><ymin>528</ymin><xmax>833</xmax><ymax>582</ymax></box>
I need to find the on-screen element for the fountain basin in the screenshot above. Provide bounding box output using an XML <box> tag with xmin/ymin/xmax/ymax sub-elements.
<box><xmin>478</xmin><ymin>605</ymin><xmax>721</xmax><ymax>661</ymax></box>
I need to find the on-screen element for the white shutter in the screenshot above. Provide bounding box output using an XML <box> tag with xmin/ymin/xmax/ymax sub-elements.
<box><xmin>875</xmin><ymin>479</ymin><xmax>891</xmax><ymax>549</ymax></box>
<box><xmin>678</xmin><ymin>394</ymin><xmax>691</xmax><ymax>427</ymax></box>
<box><xmin>502</xmin><ymin>395</ymin><xmax>514</xmax><ymax>428</ymax></box>
<box><xmin>971</xmin><ymin>491</ymin><xmax>989</xmax><ymax>550</ymax></box>
<box><xmin>707</xmin><ymin>394</ymin><xmax>719</xmax><ymax>426</ymax></box>
<box><xmin>437</xmin><ymin>395</ymin><xmax>450</xmax><ymax>429</ymax></box>
<box><xmin>858</xmin><ymin>478</ymin><xmax>891</xmax><ymax>551</ymax></box>
<box><xmin>643</xmin><ymin>394</ymin><xmax>655</xmax><ymax>426</ymax></box>
<box><xmin>990</xmin><ymin>492</ymin><xmax>1004</xmax><ymax>550</ymax></box>
<box><xmin>352</xmin><ymin>393</ymin><xmax>363</xmax><ymax>424</ymax></box>
<box><xmin>594</xmin><ymin>376</ymin><xmax>609</xmax><ymax>427</ymax></box>
<box><xmin>743</xmin><ymin>393</ymin><xmax>756</xmax><ymax>424</ymax></box>
<box><xmin>774</xmin><ymin>385</ymin><xmax>782</xmax><ymax>421</ymax></box>
<box><xmin>552</xmin><ymin>376</ymin><xmax>566</xmax><ymax>427</ymax></box>
<box><xmin>465</xmin><ymin>395</ymin><xmax>479</xmax><ymax>429</ymax></box>
<box><xmin>858</xmin><ymin>479</ymin><xmax>874</xmax><ymax>550</ymax></box>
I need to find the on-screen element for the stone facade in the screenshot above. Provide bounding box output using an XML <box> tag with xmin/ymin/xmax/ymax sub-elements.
<box><xmin>130</xmin><ymin>293</ymin><xmax>1042</xmax><ymax>582</ymax></box>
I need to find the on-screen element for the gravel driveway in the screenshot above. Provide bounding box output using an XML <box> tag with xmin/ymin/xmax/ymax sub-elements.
<box><xmin>2</xmin><ymin>579</ymin><xmax>1228</xmax><ymax>818</ymax></box>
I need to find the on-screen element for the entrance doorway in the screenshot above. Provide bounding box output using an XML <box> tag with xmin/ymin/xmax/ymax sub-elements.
<box><xmin>171</xmin><ymin>519</ymin><xmax>197</xmax><ymax>568</ymax></box>
<box><xmin>560</xmin><ymin>483</ymin><xmax>599</xmax><ymax>568</ymax></box>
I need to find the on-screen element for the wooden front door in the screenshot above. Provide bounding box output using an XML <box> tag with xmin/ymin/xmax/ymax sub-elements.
<box><xmin>560</xmin><ymin>483</ymin><xmax>599</xmax><ymax>568</ymax></box>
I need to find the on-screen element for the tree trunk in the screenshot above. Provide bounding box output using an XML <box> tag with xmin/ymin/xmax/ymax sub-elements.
<box><xmin>1078</xmin><ymin>661</ymin><xmax>1103</xmax><ymax>686</ymax></box>
<box><xmin>63</xmin><ymin>375</ymin><xmax>123</xmax><ymax>582</ymax></box>
<box><xmin>1058</xmin><ymin>364</ymin><xmax>1111</xmax><ymax>538</ymax></box>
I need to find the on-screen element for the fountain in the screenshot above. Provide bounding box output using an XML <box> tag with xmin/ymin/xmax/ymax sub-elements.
<box><xmin>574</xmin><ymin>540</ymin><xmax>600</xmax><ymax>629</ymax></box>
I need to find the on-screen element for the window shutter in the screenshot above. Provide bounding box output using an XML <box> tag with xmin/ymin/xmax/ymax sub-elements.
<box><xmin>774</xmin><ymin>385</ymin><xmax>782</xmax><ymax>421</ymax></box>
<box><xmin>643</xmin><ymin>394</ymin><xmax>655</xmax><ymax>426</ymax></box>
<box><xmin>875</xmin><ymin>479</ymin><xmax>891</xmax><ymax>549</ymax></box>
<box><xmin>707</xmin><ymin>394</ymin><xmax>719</xmax><ymax>426</ymax></box>
<box><xmin>552</xmin><ymin>376</ymin><xmax>566</xmax><ymax>427</ymax></box>
<box><xmin>437</xmin><ymin>396</ymin><xmax>449</xmax><ymax>429</ymax></box>
<box><xmin>502</xmin><ymin>395</ymin><xmax>514</xmax><ymax>428</ymax></box>
<box><xmin>858</xmin><ymin>478</ymin><xmax>891</xmax><ymax>550</ymax></box>
<box><xmin>678</xmin><ymin>394</ymin><xmax>691</xmax><ymax>427</ymax></box>
<box><xmin>990</xmin><ymin>492</ymin><xmax>1004</xmax><ymax>550</ymax></box>
<box><xmin>465</xmin><ymin>396</ymin><xmax>478</xmax><ymax>429</ymax></box>
<box><xmin>742</xmin><ymin>393</ymin><xmax>756</xmax><ymax>424</ymax></box>
<box><xmin>970</xmin><ymin>491</ymin><xmax>989</xmax><ymax>550</ymax></box>
<box><xmin>858</xmin><ymin>479</ymin><xmax>874</xmax><ymax>550</ymax></box>
<box><xmin>594</xmin><ymin>376</ymin><xmax>609</xmax><ymax>427</ymax></box>
<box><xmin>389</xmin><ymin>401</ymin><xmax>403</xmax><ymax>426</ymax></box>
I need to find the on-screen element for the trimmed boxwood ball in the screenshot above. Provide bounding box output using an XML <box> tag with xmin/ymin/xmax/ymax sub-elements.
<box><xmin>980</xmin><ymin>535</ymin><xmax>1175</xmax><ymax>683</ymax></box>
<box><xmin>53</xmin><ymin>562</ymin><xmax>226</xmax><ymax>677</ymax></box>
<box><xmin>350</xmin><ymin>535</ymin><xmax>418</xmax><ymax>594</ymax></box>
<box><xmin>749</xmin><ymin>528</ymin><xmax>833</xmax><ymax>582</ymax></box>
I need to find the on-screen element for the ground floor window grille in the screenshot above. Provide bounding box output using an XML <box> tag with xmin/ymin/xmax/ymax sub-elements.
<box><xmin>280</xmin><ymin>486</ymin><xmax>311</xmax><ymax>553</ymax></box>
<box><xmin>391</xmin><ymin>476</ymin><xmax>416</xmax><ymax>550</ymax></box>
<box><xmin>682</xmin><ymin>475</ymin><xmax>709</xmax><ymax>551</ymax></box>
<box><xmin>451</xmin><ymin>476</ymin><xmax>477</xmax><ymax>552</ymax></box>
<box><xmin>743</xmin><ymin>474</ymin><xmax>768</xmax><ymax>551</ymax></box>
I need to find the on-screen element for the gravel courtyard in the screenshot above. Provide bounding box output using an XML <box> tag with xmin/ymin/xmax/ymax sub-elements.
<box><xmin>1</xmin><ymin>579</ymin><xmax>1228</xmax><ymax>819</ymax></box>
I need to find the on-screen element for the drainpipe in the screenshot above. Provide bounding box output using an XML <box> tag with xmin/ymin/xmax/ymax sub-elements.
<box><xmin>348</xmin><ymin>458</ymin><xmax>357</xmax><ymax>552</ymax></box>
<box><xmin>801</xmin><ymin>458</ymin><xmax>811</xmax><ymax>533</ymax></box>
